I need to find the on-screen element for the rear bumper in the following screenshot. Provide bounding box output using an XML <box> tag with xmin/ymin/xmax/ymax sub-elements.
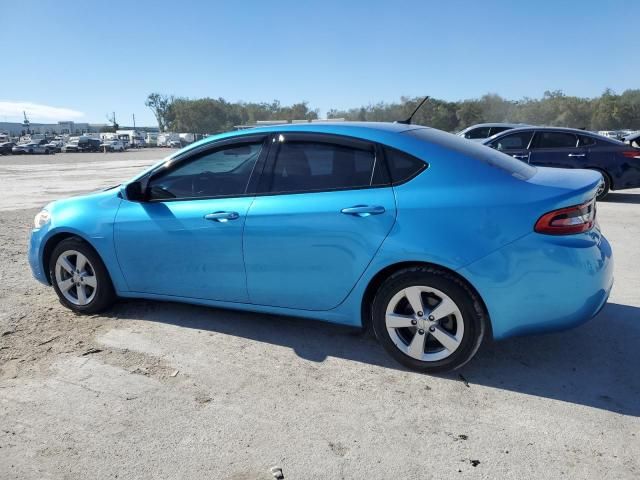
<box><xmin>459</xmin><ymin>227</ymin><xmax>613</xmax><ymax>340</ymax></box>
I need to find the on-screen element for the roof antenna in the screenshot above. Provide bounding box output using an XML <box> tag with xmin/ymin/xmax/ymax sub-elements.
<box><xmin>396</xmin><ymin>96</ymin><xmax>429</xmax><ymax>125</ymax></box>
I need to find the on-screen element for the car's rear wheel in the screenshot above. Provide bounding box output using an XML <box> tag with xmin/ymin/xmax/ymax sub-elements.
<box><xmin>372</xmin><ymin>267</ymin><xmax>486</xmax><ymax>373</ymax></box>
<box><xmin>595</xmin><ymin>171</ymin><xmax>610</xmax><ymax>200</ymax></box>
<box><xmin>49</xmin><ymin>238</ymin><xmax>116</xmax><ymax>313</ymax></box>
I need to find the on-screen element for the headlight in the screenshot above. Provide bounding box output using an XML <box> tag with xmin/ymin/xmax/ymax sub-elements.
<box><xmin>34</xmin><ymin>209</ymin><xmax>51</xmax><ymax>228</ymax></box>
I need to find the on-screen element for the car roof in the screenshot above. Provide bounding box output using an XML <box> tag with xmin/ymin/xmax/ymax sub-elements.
<box><xmin>241</xmin><ymin>121</ymin><xmax>425</xmax><ymax>134</ymax></box>
<box><xmin>187</xmin><ymin>122</ymin><xmax>428</xmax><ymax>150</ymax></box>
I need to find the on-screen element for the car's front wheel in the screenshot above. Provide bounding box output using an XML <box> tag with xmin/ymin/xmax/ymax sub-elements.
<box><xmin>49</xmin><ymin>238</ymin><xmax>116</xmax><ymax>313</ymax></box>
<box><xmin>372</xmin><ymin>266</ymin><xmax>487</xmax><ymax>373</ymax></box>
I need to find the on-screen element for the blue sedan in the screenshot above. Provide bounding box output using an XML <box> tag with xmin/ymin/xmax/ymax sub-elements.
<box><xmin>28</xmin><ymin>122</ymin><xmax>613</xmax><ymax>372</ymax></box>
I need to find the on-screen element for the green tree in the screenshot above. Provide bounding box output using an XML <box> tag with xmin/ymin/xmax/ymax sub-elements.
<box><xmin>145</xmin><ymin>93</ymin><xmax>174</xmax><ymax>132</ymax></box>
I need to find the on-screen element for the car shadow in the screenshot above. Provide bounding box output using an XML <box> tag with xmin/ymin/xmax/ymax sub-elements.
<box><xmin>603</xmin><ymin>192</ymin><xmax>640</xmax><ymax>204</ymax></box>
<box><xmin>108</xmin><ymin>300</ymin><xmax>640</xmax><ymax>416</ymax></box>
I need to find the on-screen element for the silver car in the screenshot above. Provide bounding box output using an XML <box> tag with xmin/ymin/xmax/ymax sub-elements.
<box><xmin>457</xmin><ymin>123</ymin><xmax>529</xmax><ymax>142</ymax></box>
<box><xmin>12</xmin><ymin>141</ymin><xmax>54</xmax><ymax>155</ymax></box>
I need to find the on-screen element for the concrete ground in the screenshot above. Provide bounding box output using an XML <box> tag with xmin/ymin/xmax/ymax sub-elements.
<box><xmin>0</xmin><ymin>150</ymin><xmax>638</xmax><ymax>479</ymax></box>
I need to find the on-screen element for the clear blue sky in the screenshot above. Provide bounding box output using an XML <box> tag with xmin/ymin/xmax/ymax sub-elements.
<box><xmin>1</xmin><ymin>0</ymin><xmax>637</xmax><ymax>126</ymax></box>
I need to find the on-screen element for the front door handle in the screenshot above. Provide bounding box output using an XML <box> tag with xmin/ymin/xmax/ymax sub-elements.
<box><xmin>340</xmin><ymin>205</ymin><xmax>386</xmax><ymax>217</ymax></box>
<box><xmin>204</xmin><ymin>211</ymin><xmax>240</xmax><ymax>222</ymax></box>
<box><xmin>512</xmin><ymin>154</ymin><xmax>529</xmax><ymax>160</ymax></box>
<box><xmin>568</xmin><ymin>153</ymin><xmax>586</xmax><ymax>157</ymax></box>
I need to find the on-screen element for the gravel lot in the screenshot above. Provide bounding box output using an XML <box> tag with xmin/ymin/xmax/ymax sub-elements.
<box><xmin>1</xmin><ymin>149</ymin><xmax>638</xmax><ymax>479</ymax></box>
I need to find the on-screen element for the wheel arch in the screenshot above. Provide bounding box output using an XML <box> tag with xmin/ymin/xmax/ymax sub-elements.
<box><xmin>42</xmin><ymin>231</ymin><xmax>103</xmax><ymax>284</ymax></box>
<box><xmin>360</xmin><ymin>261</ymin><xmax>492</xmax><ymax>337</ymax></box>
<box><xmin>586</xmin><ymin>167</ymin><xmax>613</xmax><ymax>190</ymax></box>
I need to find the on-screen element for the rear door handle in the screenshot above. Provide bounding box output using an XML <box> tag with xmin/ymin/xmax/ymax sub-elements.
<box><xmin>340</xmin><ymin>205</ymin><xmax>386</xmax><ymax>217</ymax></box>
<box><xmin>568</xmin><ymin>153</ymin><xmax>586</xmax><ymax>157</ymax></box>
<box><xmin>204</xmin><ymin>211</ymin><xmax>240</xmax><ymax>222</ymax></box>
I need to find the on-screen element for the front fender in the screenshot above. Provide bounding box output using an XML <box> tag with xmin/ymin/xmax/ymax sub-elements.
<box><xmin>28</xmin><ymin>189</ymin><xmax>128</xmax><ymax>292</ymax></box>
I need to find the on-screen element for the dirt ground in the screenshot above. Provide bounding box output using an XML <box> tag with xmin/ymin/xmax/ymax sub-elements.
<box><xmin>0</xmin><ymin>150</ymin><xmax>639</xmax><ymax>479</ymax></box>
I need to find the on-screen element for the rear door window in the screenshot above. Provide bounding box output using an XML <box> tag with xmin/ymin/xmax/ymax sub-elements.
<box><xmin>578</xmin><ymin>134</ymin><xmax>596</xmax><ymax>147</ymax></box>
<box><xmin>265</xmin><ymin>138</ymin><xmax>379</xmax><ymax>194</ymax></box>
<box><xmin>533</xmin><ymin>132</ymin><xmax>578</xmax><ymax>149</ymax></box>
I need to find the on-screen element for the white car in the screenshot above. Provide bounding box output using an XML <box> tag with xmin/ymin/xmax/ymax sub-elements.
<box><xmin>457</xmin><ymin>123</ymin><xmax>530</xmax><ymax>142</ymax></box>
<box><xmin>99</xmin><ymin>140</ymin><xmax>126</xmax><ymax>152</ymax></box>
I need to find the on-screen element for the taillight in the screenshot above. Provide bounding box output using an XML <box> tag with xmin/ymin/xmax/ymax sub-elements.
<box><xmin>621</xmin><ymin>150</ymin><xmax>640</xmax><ymax>159</ymax></box>
<box><xmin>534</xmin><ymin>199</ymin><xmax>596</xmax><ymax>235</ymax></box>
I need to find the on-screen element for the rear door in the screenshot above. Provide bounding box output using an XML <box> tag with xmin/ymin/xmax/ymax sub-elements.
<box><xmin>243</xmin><ymin>132</ymin><xmax>396</xmax><ymax>311</ymax></box>
<box><xmin>487</xmin><ymin>130</ymin><xmax>534</xmax><ymax>162</ymax></box>
<box><xmin>529</xmin><ymin>131</ymin><xmax>586</xmax><ymax>168</ymax></box>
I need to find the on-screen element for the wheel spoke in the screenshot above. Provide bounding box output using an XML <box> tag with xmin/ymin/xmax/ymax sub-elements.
<box><xmin>407</xmin><ymin>331</ymin><xmax>426</xmax><ymax>359</ymax></box>
<box><xmin>75</xmin><ymin>253</ymin><xmax>88</xmax><ymax>273</ymax></box>
<box><xmin>430</xmin><ymin>325</ymin><xmax>461</xmax><ymax>352</ymax></box>
<box><xmin>404</xmin><ymin>287</ymin><xmax>424</xmax><ymax>315</ymax></box>
<box><xmin>386</xmin><ymin>313</ymin><xmax>415</xmax><ymax>329</ymax></box>
<box><xmin>58</xmin><ymin>278</ymin><xmax>74</xmax><ymax>292</ymax></box>
<box><xmin>76</xmin><ymin>285</ymin><xmax>87</xmax><ymax>304</ymax></box>
<box><xmin>429</xmin><ymin>297</ymin><xmax>457</xmax><ymax>322</ymax></box>
<box><xmin>57</xmin><ymin>257</ymin><xmax>75</xmax><ymax>274</ymax></box>
<box><xmin>83</xmin><ymin>275</ymin><xmax>97</xmax><ymax>288</ymax></box>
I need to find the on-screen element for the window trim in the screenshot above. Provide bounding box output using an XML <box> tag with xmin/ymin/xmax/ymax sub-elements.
<box><xmin>255</xmin><ymin>132</ymin><xmax>390</xmax><ymax>196</ymax></box>
<box><xmin>145</xmin><ymin>134</ymin><xmax>271</xmax><ymax>202</ymax></box>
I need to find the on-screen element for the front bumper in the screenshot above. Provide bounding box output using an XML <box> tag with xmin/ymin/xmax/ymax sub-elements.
<box><xmin>459</xmin><ymin>227</ymin><xmax>613</xmax><ymax>340</ymax></box>
<box><xmin>28</xmin><ymin>227</ymin><xmax>50</xmax><ymax>285</ymax></box>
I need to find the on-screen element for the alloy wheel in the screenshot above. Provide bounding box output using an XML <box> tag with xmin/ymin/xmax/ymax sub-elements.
<box><xmin>385</xmin><ymin>286</ymin><xmax>464</xmax><ymax>362</ymax></box>
<box><xmin>54</xmin><ymin>250</ymin><xmax>98</xmax><ymax>306</ymax></box>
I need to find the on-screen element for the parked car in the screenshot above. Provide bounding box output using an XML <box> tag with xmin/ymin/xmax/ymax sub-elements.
<box><xmin>100</xmin><ymin>139</ymin><xmax>126</xmax><ymax>152</ymax></box>
<box><xmin>0</xmin><ymin>141</ymin><xmax>16</xmax><ymax>155</ymax></box>
<box><xmin>44</xmin><ymin>140</ymin><xmax>63</xmax><ymax>153</ymax></box>
<box><xmin>483</xmin><ymin>126</ymin><xmax>640</xmax><ymax>199</ymax></box>
<box><xmin>12</xmin><ymin>140</ymin><xmax>55</xmax><ymax>155</ymax></box>
<box><xmin>168</xmin><ymin>139</ymin><xmax>182</xmax><ymax>148</ymax></box>
<box><xmin>62</xmin><ymin>137</ymin><xmax>102</xmax><ymax>153</ymax></box>
<box><xmin>623</xmin><ymin>131</ymin><xmax>640</xmax><ymax>149</ymax></box>
<box><xmin>28</xmin><ymin>122</ymin><xmax>612</xmax><ymax>372</ymax></box>
<box><xmin>457</xmin><ymin>123</ymin><xmax>528</xmax><ymax>142</ymax></box>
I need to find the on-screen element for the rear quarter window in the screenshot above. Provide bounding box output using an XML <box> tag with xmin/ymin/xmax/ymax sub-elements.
<box><xmin>383</xmin><ymin>147</ymin><xmax>427</xmax><ymax>184</ymax></box>
<box><xmin>406</xmin><ymin>128</ymin><xmax>537</xmax><ymax>180</ymax></box>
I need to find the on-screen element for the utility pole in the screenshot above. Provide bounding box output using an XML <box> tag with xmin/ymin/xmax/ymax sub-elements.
<box><xmin>132</xmin><ymin>113</ymin><xmax>136</xmax><ymax>148</ymax></box>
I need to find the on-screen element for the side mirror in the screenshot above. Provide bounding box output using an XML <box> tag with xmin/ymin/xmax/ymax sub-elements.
<box><xmin>124</xmin><ymin>181</ymin><xmax>146</xmax><ymax>202</ymax></box>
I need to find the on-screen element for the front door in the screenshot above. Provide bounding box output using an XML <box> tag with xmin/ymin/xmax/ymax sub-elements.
<box><xmin>114</xmin><ymin>137</ymin><xmax>267</xmax><ymax>302</ymax></box>
<box><xmin>487</xmin><ymin>129</ymin><xmax>535</xmax><ymax>163</ymax></box>
<box><xmin>243</xmin><ymin>133</ymin><xmax>396</xmax><ymax>311</ymax></box>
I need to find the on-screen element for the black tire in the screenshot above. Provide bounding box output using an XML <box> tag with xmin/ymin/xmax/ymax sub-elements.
<box><xmin>594</xmin><ymin>171</ymin><xmax>611</xmax><ymax>200</ymax></box>
<box><xmin>49</xmin><ymin>237</ymin><xmax>116</xmax><ymax>314</ymax></box>
<box><xmin>371</xmin><ymin>266</ymin><xmax>487</xmax><ymax>373</ymax></box>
